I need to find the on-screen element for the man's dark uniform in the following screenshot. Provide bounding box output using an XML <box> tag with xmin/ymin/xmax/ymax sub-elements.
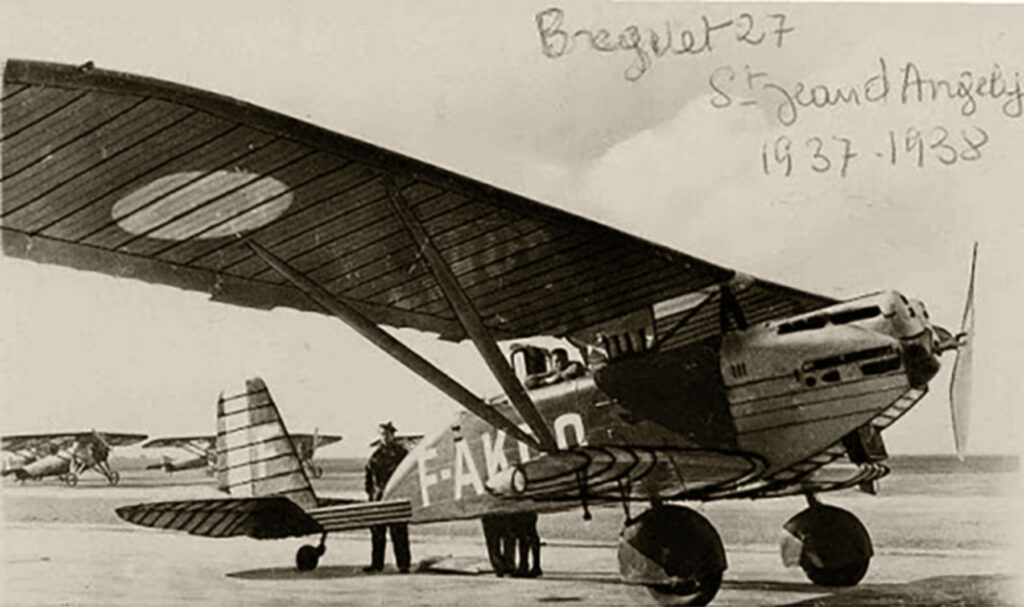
<box><xmin>365</xmin><ymin>438</ymin><xmax>410</xmax><ymax>572</ymax></box>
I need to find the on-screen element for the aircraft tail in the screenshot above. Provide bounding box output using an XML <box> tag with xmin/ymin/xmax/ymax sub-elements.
<box><xmin>2</xmin><ymin>467</ymin><xmax>26</xmax><ymax>479</ymax></box>
<box><xmin>215</xmin><ymin>378</ymin><xmax>318</xmax><ymax>510</ymax></box>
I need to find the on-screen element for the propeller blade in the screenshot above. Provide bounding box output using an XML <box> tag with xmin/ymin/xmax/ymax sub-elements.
<box><xmin>949</xmin><ymin>243</ymin><xmax>977</xmax><ymax>460</ymax></box>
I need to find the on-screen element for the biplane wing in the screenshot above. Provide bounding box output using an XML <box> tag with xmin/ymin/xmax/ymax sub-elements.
<box><xmin>2</xmin><ymin>431</ymin><xmax>147</xmax><ymax>452</ymax></box>
<box><xmin>0</xmin><ymin>59</ymin><xmax>833</xmax><ymax>348</ymax></box>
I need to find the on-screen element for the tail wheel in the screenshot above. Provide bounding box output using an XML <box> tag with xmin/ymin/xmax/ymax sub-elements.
<box><xmin>63</xmin><ymin>472</ymin><xmax>79</xmax><ymax>487</ymax></box>
<box><xmin>296</xmin><ymin>544</ymin><xmax>322</xmax><ymax>571</ymax></box>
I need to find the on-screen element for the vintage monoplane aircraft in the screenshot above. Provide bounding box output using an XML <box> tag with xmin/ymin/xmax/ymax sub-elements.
<box><xmin>144</xmin><ymin>430</ymin><xmax>341</xmax><ymax>478</ymax></box>
<box><xmin>142</xmin><ymin>435</ymin><xmax>216</xmax><ymax>474</ymax></box>
<box><xmin>1</xmin><ymin>431</ymin><xmax>148</xmax><ymax>486</ymax></box>
<box><xmin>1</xmin><ymin>59</ymin><xmax>975</xmax><ymax>605</ymax></box>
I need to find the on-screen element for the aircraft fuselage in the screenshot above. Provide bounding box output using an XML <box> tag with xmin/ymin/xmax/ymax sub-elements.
<box><xmin>383</xmin><ymin>290</ymin><xmax>943</xmax><ymax>522</ymax></box>
<box><xmin>14</xmin><ymin>453</ymin><xmax>74</xmax><ymax>480</ymax></box>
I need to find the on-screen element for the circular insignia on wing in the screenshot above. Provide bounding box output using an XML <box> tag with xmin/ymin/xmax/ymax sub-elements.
<box><xmin>112</xmin><ymin>170</ymin><xmax>292</xmax><ymax>240</ymax></box>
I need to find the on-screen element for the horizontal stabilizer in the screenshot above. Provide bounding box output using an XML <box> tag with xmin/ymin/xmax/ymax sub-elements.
<box><xmin>306</xmin><ymin>499</ymin><xmax>413</xmax><ymax>532</ymax></box>
<box><xmin>115</xmin><ymin>497</ymin><xmax>322</xmax><ymax>539</ymax></box>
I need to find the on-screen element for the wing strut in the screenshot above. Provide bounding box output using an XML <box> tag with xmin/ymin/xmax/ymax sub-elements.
<box><xmin>384</xmin><ymin>179</ymin><xmax>558</xmax><ymax>452</ymax></box>
<box><xmin>719</xmin><ymin>284</ymin><xmax>748</xmax><ymax>332</ymax></box>
<box><xmin>244</xmin><ymin>240</ymin><xmax>541</xmax><ymax>450</ymax></box>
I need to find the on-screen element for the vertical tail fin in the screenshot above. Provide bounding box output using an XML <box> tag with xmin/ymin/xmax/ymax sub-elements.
<box><xmin>215</xmin><ymin>377</ymin><xmax>318</xmax><ymax>509</ymax></box>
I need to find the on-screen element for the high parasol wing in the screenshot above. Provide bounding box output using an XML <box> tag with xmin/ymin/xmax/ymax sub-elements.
<box><xmin>142</xmin><ymin>435</ymin><xmax>215</xmax><ymax>450</ymax></box>
<box><xmin>2</xmin><ymin>431</ymin><xmax>147</xmax><ymax>451</ymax></box>
<box><xmin>291</xmin><ymin>433</ymin><xmax>343</xmax><ymax>452</ymax></box>
<box><xmin>1</xmin><ymin>59</ymin><xmax>834</xmax><ymax>345</ymax></box>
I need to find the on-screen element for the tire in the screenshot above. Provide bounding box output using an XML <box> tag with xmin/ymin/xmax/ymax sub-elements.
<box><xmin>802</xmin><ymin>558</ymin><xmax>870</xmax><ymax>587</ymax></box>
<box><xmin>108</xmin><ymin>470</ymin><xmax>121</xmax><ymax>486</ymax></box>
<box><xmin>619</xmin><ymin>506</ymin><xmax>726</xmax><ymax>606</ymax></box>
<box><xmin>310</xmin><ymin>464</ymin><xmax>324</xmax><ymax>479</ymax></box>
<box><xmin>783</xmin><ymin>504</ymin><xmax>873</xmax><ymax>587</ymax></box>
<box><xmin>296</xmin><ymin>545</ymin><xmax>320</xmax><ymax>571</ymax></box>
<box><xmin>63</xmin><ymin>473</ymin><xmax>78</xmax><ymax>487</ymax></box>
<box><xmin>647</xmin><ymin>568</ymin><xmax>723</xmax><ymax>606</ymax></box>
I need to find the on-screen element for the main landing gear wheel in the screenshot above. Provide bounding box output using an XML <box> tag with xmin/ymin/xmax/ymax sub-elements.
<box><xmin>781</xmin><ymin>501</ymin><xmax>872</xmax><ymax>587</ymax></box>
<box><xmin>62</xmin><ymin>472</ymin><xmax>78</xmax><ymax>487</ymax></box>
<box><xmin>295</xmin><ymin>534</ymin><xmax>327</xmax><ymax>571</ymax></box>
<box><xmin>618</xmin><ymin>506</ymin><xmax>726</xmax><ymax>606</ymax></box>
<box><xmin>107</xmin><ymin>470</ymin><xmax>121</xmax><ymax>486</ymax></box>
<box><xmin>308</xmin><ymin>464</ymin><xmax>324</xmax><ymax>479</ymax></box>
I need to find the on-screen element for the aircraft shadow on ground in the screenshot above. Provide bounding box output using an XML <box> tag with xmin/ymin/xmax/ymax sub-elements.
<box><xmin>229</xmin><ymin>565</ymin><xmax>392</xmax><ymax>580</ymax></box>
<box><xmin>228</xmin><ymin>565</ymin><xmax>618</xmax><ymax>582</ymax></box>
<box><xmin>726</xmin><ymin>574</ymin><xmax>1017</xmax><ymax>607</ymax></box>
<box><xmin>227</xmin><ymin>568</ymin><xmax>1017</xmax><ymax>606</ymax></box>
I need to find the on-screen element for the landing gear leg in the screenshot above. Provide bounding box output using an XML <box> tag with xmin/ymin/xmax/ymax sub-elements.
<box><xmin>618</xmin><ymin>506</ymin><xmax>726</xmax><ymax>606</ymax></box>
<box><xmin>296</xmin><ymin>532</ymin><xmax>327</xmax><ymax>571</ymax></box>
<box><xmin>781</xmin><ymin>496</ymin><xmax>872</xmax><ymax>587</ymax></box>
<box><xmin>98</xmin><ymin>462</ymin><xmax>120</xmax><ymax>485</ymax></box>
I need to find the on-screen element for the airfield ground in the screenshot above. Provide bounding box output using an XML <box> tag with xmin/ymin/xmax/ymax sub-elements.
<box><xmin>2</xmin><ymin>456</ymin><xmax>1021</xmax><ymax>606</ymax></box>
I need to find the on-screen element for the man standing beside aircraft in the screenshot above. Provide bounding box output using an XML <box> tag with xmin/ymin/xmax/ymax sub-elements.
<box><xmin>364</xmin><ymin>422</ymin><xmax>411</xmax><ymax>573</ymax></box>
<box><xmin>509</xmin><ymin>512</ymin><xmax>542</xmax><ymax>578</ymax></box>
<box><xmin>481</xmin><ymin>512</ymin><xmax>542</xmax><ymax>577</ymax></box>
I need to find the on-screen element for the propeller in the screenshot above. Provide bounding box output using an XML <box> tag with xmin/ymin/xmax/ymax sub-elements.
<box><xmin>90</xmin><ymin>429</ymin><xmax>111</xmax><ymax>461</ymax></box>
<box><xmin>948</xmin><ymin>243</ymin><xmax>977</xmax><ymax>460</ymax></box>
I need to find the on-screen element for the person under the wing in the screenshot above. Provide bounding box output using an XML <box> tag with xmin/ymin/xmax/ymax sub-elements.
<box><xmin>481</xmin><ymin>512</ymin><xmax>542</xmax><ymax>577</ymax></box>
<box><xmin>364</xmin><ymin>421</ymin><xmax>411</xmax><ymax>573</ymax></box>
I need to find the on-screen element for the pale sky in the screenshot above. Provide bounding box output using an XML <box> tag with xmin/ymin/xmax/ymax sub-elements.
<box><xmin>0</xmin><ymin>1</ymin><xmax>1021</xmax><ymax>456</ymax></box>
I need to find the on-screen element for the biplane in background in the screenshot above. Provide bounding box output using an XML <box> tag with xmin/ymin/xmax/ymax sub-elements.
<box><xmin>144</xmin><ymin>430</ymin><xmax>342</xmax><ymax>478</ymax></box>
<box><xmin>1</xmin><ymin>59</ymin><xmax>975</xmax><ymax>605</ymax></box>
<box><xmin>1</xmin><ymin>431</ymin><xmax>148</xmax><ymax>486</ymax></box>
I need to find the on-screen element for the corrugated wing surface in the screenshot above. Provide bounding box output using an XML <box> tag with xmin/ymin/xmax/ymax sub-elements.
<box><xmin>1</xmin><ymin>60</ymin><xmax>833</xmax><ymax>343</ymax></box>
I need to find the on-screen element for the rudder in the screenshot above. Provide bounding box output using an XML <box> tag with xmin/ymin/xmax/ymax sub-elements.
<box><xmin>215</xmin><ymin>378</ymin><xmax>318</xmax><ymax>510</ymax></box>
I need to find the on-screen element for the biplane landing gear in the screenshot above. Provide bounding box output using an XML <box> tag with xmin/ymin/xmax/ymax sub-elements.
<box><xmin>781</xmin><ymin>495</ymin><xmax>872</xmax><ymax>587</ymax></box>
<box><xmin>61</xmin><ymin>472</ymin><xmax>78</xmax><ymax>487</ymax></box>
<box><xmin>307</xmin><ymin>464</ymin><xmax>324</xmax><ymax>479</ymax></box>
<box><xmin>618</xmin><ymin>506</ymin><xmax>726</xmax><ymax>606</ymax></box>
<box><xmin>95</xmin><ymin>461</ymin><xmax>120</xmax><ymax>485</ymax></box>
<box><xmin>296</xmin><ymin>533</ymin><xmax>327</xmax><ymax>571</ymax></box>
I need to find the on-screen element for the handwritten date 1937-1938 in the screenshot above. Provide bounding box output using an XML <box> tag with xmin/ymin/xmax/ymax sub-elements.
<box><xmin>762</xmin><ymin>126</ymin><xmax>990</xmax><ymax>178</ymax></box>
